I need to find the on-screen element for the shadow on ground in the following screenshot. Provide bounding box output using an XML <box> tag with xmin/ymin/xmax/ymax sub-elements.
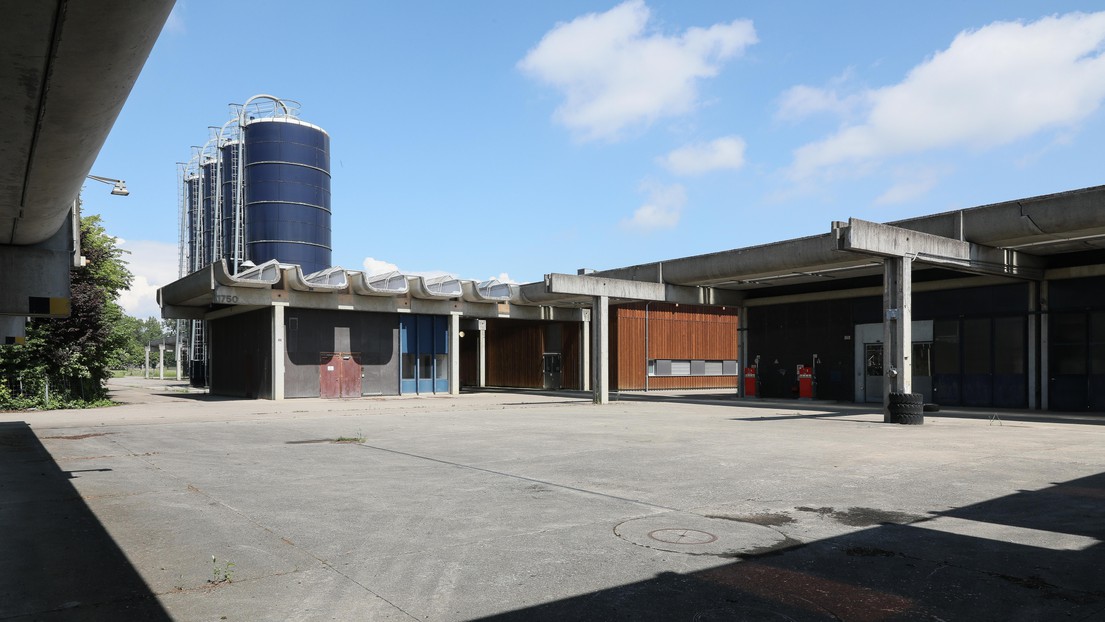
<box><xmin>475</xmin><ymin>472</ymin><xmax>1105</xmax><ymax>621</ymax></box>
<box><xmin>0</xmin><ymin>422</ymin><xmax>171</xmax><ymax>621</ymax></box>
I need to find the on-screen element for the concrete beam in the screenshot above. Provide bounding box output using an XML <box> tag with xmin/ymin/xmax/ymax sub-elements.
<box><xmin>546</xmin><ymin>273</ymin><xmax>667</xmax><ymax>301</ymax></box>
<box><xmin>160</xmin><ymin>304</ymin><xmax>207</xmax><ymax>320</ymax></box>
<box><xmin>0</xmin><ymin>316</ymin><xmax>26</xmax><ymax>344</ymax></box>
<box><xmin>742</xmin><ymin>274</ymin><xmax>1018</xmax><ymax>308</ymax></box>
<box><xmin>0</xmin><ymin>0</ymin><xmax>175</xmax><ymax>245</ymax></box>
<box><xmin>835</xmin><ymin>218</ymin><xmax>1045</xmax><ymax>280</ymax></box>
<box><xmin>836</xmin><ymin>218</ymin><xmax>969</xmax><ymax>260</ymax></box>
<box><xmin>522</xmin><ymin>273</ymin><xmax>744</xmax><ymax>306</ymax></box>
<box><xmin>0</xmin><ymin>213</ymin><xmax>74</xmax><ymax>317</ymax></box>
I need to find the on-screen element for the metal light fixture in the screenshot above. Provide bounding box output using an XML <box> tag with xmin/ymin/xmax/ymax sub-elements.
<box><xmin>86</xmin><ymin>174</ymin><xmax>129</xmax><ymax>196</ymax></box>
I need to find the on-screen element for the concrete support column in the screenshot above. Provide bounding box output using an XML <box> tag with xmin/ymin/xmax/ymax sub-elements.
<box><xmin>449</xmin><ymin>312</ymin><xmax>461</xmax><ymax>396</ymax></box>
<box><xmin>175</xmin><ymin>329</ymin><xmax>182</xmax><ymax>381</ymax></box>
<box><xmin>158</xmin><ymin>344</ymin><xmax>165</xmax><ymax>380</ymax></box>
<box><xmin>1040</xmin><ymin>280</ymin><xmax>1050</xmax><ymax>411</ymax></box>
<box><xmin>1027</xmin><ymin>282</ymin><xmax>1038</xmax><ymax>410</ymax></box>
<box><xmin>477</xmin><ymin>320</ymin><xmax>486</xmax><ymax>388</ymax></box>
<box><xmin>272</xmin><ymin>304</ymin><xmax>285</xmax><ymax>400</ymax></box>
<box><xmin>591</xmin><ymin>296</ymin><xmax>609</xmax><ymax>404</ymax></box>
<box><xmin>581</xmin><ymin>312</ymin><xmax>591</xmax><ymax>392</ymax></box>
<box><xmin>738</xmin><ymin>307</ymin><xmax>748</xmax><ymax>397</ymax></box>
<box><xmin>882</xmin><ymin>256</ymin><xmax>912</xmax><ymax>421</ymax></box>
<box><xmin>144</xmin><ymin>345</ymin><xmax>150</xmax><ymax>379</ymax></box>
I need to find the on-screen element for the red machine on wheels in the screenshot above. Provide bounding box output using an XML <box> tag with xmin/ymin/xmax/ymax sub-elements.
<box><xmin>744</xmin><ymin>366</ymin><xmax>758</xmax><ymax>397</ymax></box>
<box><xmin>797</xmin><ymin>365</ymin><xmax>814</xmax><ymax>399</ymax></box>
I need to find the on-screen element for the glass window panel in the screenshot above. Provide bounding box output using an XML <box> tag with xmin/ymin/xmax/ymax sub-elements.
<box><xmin>994</xmin><ymin>317</ymin><xmax>1025</xmax><ymax>374</ymax></box>
<box><xmin>670</xmin><ymin>360</ymin><xmax>691</xmax><ymax>376</ymax></box>
<box><xmin>865</xmin><ymin>344</ymin><xmax>883</xmax><ymax>377</ymax></box>
<box><xmin>647</xmin><ymin>360</ymin><xmax>656</xmax><ymax>376</ymax></box>
<box><xmin>401</xmin><ymin>353</ymin><xmax>415</xmax><ymax>380</ymax></box>
<box><xmin>1092</xmin><ymin>312</ymin><xmax>1105</xmax><ymax>342</ymax></box>
<box><xmin>934</xmin><ymin>320</ymin><xmax>959</xmax><ymax>373</ymax></box>
<box><xmin>435</xmin><ymin>354</ymin><xmax>448</xmax><ymax>380</ymax></box>
<box><xmin>1054</xmin><ymin>344</ymin><xmax>1087</xmax><ymax>375</ymax></box>
<box><xmin>722</xmin><ymin>360</ymin><xmax>738</xmax><ymax>375</ymax></box>
<box><xmin>1090</xmin><ymin>344</ymin><xmax>1105</xmax><ymax>374</ymax></box>
<box><xmin>690</xmin><ymin>360</ymin><xmax>706</xmax><ymax>376</ymax></box>
<box><xmin>1053</xmin><ymin>313</ymin><xmax>1086</xmax><ymax>343</ymax></box>
<box><xmin>656</xmin><ymin>360</ymin><xmax>672</xmax><ymax>376</ymax></box>
<box><xmin>963</xmin><ymin>318</ymin><xmax>991</xmax><ymax>374</ymax></box>
<box><xmin>419</xmin><ymin>354</ymin><xmax>433</xmax><ymax>379</ymax></box>
<box><xmin>705</xmin><ymin>361</ymin><xmax>724</xmax><ymax>375</ymax></box>
<box><xmin>912</xmin><ymin>343</ymin><xmax>931</xmax><ymax>377</ymax></box>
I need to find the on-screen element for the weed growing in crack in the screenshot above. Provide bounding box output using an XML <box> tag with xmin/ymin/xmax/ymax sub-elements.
<box><xmin>210</xmin><ymin>555</ymin><xmax>235</xmax><ymax>584</ymax></box>
<box><xmin>335</xmin><ymin>429</ymin><xmax>365</xmax><ymax>443</ymax></box>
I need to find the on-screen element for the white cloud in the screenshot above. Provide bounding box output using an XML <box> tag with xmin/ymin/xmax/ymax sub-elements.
<box><xmin>117</xmin><ymin>240</ymin><xmax>181</xmax><ymax>320</ymax></box>
<box><xmin>874</xmin><ymin>168</ymin><xmax>946</xmax><ymax>205</ymax></box>
<box><xmin>789</xmin><ymin>12</ymin><xmax>1105</xmax><ymax>179</ymax></box>
<box><xmin>776</xmin><ymin>80</ymin><xmax>866</xmax><ymax>121</ymax></box>
<box><xmin>659</xmin><ymin>135</ymin><xmax>746</xmax><ymax>175</ymax></box>
<box><xmin>518</xmin><ymin>1</ymin><xmax>757</xmax><ymax>141</ymax></box>
<box><xmin>489</xmin><ymin>273</ymin><xmax>518</xmax><ymax>284</ymax></box>
<box><xmin>362</xmin><ymin>256</ymin><xmax>400</xmax><ymax>275</ymax></box>
<box><xmin>621</xmin><ymin>182</ymin><xmax>687</xmax><ymax>231</ymax></box>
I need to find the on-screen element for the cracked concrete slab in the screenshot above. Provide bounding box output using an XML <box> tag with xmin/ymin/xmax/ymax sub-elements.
<box><xmin>1</xmin><ymin>378</ymin><xmax>1103</xmax><ymax>621</ymax></box>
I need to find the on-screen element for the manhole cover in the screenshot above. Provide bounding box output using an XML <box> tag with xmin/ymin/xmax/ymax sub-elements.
<box><xmin>648</xmin><ymin>528</ymin><xmax>718</xmax><ymax>545</ymax></box>
<box><xmin>616</xmin><ymin>513</ymin><xmax>786</xmax><ymax>556</ymax></box>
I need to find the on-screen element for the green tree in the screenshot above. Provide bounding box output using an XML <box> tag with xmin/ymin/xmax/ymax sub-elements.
<box><xmin>0</xmin><ymin>214</ymin><xmax>132</xmax><ymax>408</ymax></box>
<box><xmin>115</xmin><ymin>315</ymin><xmax>176</xmax><ymax>370</ymax></box>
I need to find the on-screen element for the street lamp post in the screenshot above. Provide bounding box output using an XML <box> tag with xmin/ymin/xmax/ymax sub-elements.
<box><xmin>86</xmin><ymin>174</ymin><xmax>129</xmax><ymax>196</ymax></box>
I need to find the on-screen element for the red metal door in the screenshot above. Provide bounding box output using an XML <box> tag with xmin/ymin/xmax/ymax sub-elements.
<box><xmin>320</xmin><ymin>353</ymin><xmax>342</xmax><ymax>398</ymax></box>
<box><xmin>340</xmin><ymin>352</ymin><xmax>361</xmax><ymax>398</ymax></box>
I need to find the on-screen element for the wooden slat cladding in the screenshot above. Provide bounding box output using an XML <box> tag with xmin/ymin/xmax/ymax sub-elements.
<box><xmin>485</xmin><ymin>320</ymin><xmax>544</xmax><ymax>388</ymax></box>
<box><xmin>459</xmin><ymin>329</ymin><xmax>479</xmax><ymax>387</ymax></box>
<box><xmin>561</xmin><ymin>324</ymin><xmax>582</xmax><ymax>390</ymax></box>
<box><xmin>458</xmin><ymin>319</ymin><xmax>584</xmax><ymax>389</ymax></box>
<box><xmin>613</xmin><ymin>303</ymin><xmax>739</xmax><ymax>390</ymax></box>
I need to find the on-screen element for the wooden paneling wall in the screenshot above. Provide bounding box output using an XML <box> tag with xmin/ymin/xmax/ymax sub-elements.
<box><xmin>458</xmin><ymin>319</ymin><xmax>585</xmax><ymax>390</ymax></box>
<box><xmin>459</xmin><ymin>329</ymin><xmax>478</xmax><ymax>387</ymax></box>
<box><xmin>486</xmin><ymin>320</ymin><xmax>545</xmax><ymax>388</ymax></box>
<box><xmin>561</xmin><ymin>323</ymin><xmax>581</xmax><ymax>390</ymax></box>
<box><xmin>613</xmin><ymin>303</ymin><xmax>739</xmax><ymax>390</ymax></box>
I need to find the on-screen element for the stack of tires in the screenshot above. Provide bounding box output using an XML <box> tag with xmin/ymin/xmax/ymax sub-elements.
<box><xmin>888</xmin><ymin>392</ymin><xmax>924</xmax><ymax>425</ymax></box>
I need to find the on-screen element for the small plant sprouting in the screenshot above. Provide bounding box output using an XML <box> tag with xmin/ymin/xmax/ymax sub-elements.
<box><xmin>334</xmin><ymin>429</ymin><xmax>365</xmax><ymax>444</ymax></box>
<box><xmin>210</xmin><ymin>555</ymin><xmax>235</xmax><ymax>584</ymax></box>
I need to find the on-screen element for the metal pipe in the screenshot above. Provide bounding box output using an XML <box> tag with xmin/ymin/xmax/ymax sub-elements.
<box><xmin>644</xmin><ymin>302</ymin><xmax>651</xmax><ymax>392</ymax></box>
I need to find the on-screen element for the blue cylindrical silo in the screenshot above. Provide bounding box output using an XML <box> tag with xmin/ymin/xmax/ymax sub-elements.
<box><xmin>201</xmin><ymin>159</ymin><xmax>218</xmax><ymax>267</ymax></box>
<box><xmin>242</xmin><ymin>117</ymin><xmax>331</xmax><ymax>274</ymax></box>
<box><xmin>185</xmin><ymin>173</ymin><xmax>202</xmax><ymax>272</ymax></box>
<box><xmin>219</xmin><ymin>141</ymin><xmax>241</xmax><ymax>265</ymax></box>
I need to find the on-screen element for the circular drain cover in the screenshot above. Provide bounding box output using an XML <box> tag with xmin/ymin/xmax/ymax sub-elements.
<box><xmin>616</xmin><ymin>513</ymin><xmax>785</xmax><ymax>556</ymax></box>
<box><xmin>648</xmin><ymin>528</ymin><xmax>718</xmax><ymax>545</ymax></box>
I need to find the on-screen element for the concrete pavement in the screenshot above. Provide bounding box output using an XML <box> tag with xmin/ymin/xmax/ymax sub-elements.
<box><xmin>1</xmin><ymin>378</ymin><xmax>1103</xmax><ymax>620</ymax></box>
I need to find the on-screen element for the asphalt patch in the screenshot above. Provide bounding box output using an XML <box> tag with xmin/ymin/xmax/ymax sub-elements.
<box><xmin>707</xmin><ymin>512</ymin><xmax>796</xmax><ymax>527</ymax></box>
<box><xmin>796</xmin><ymin>505</ymin><xmax>924</xmax><ymax>526</ymax></box>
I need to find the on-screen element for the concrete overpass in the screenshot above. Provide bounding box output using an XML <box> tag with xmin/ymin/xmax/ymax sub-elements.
<box><xmin>0</xmin><ymin>0</ymin><xmax>175</xmax><ymax>341</ymax></box>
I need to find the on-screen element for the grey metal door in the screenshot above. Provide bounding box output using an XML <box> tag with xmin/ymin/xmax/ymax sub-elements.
<box><xmin>864</xmin><ymin>343</ymin><xmax>883</xmax><ymax>403</ymax></box>
<box><xmin>543</xmin><ymin>353</ymin><xmax>562</xmax><ymax>390</ymax></box>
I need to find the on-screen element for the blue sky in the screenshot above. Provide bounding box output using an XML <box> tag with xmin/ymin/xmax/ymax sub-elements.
<box><xmin>87</xmin><ymin>1</ymin><xmax>1105</xmax><ymax>318</ymax></box>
